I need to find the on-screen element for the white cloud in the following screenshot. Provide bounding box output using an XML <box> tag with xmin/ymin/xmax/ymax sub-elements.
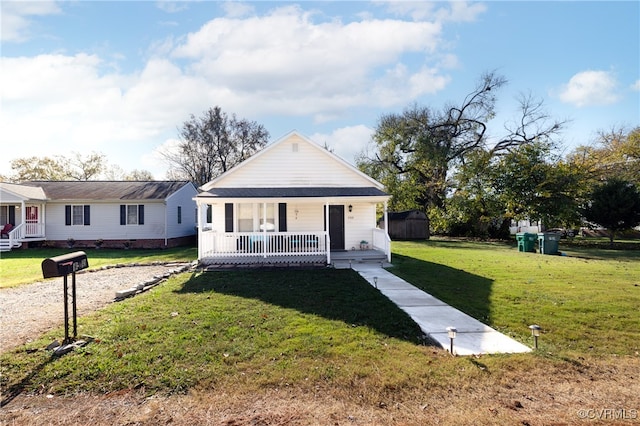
<box><xmin>310</xmin><ymin>125</ymin><xmax>374</xmax><ymax>165</ymax></box>
<box><xmin>221</xmin><ymin>1</ymin><xmax>255</xmax><ymax>18</ymax></box>
<box><xmin>1</xmin><ymin>0</ymin><xmax>61</xmax><ymax>42</ymax></box>
<box><xmin>381</xmin><ymin>1</ymin><xmax>486</xmax><ymax>22</ymax></box>
<box><xmin>170</xmin><ymin>5</ymin><xmax>447</xmax><ymax>120</ymax></box>
<box><xmin>1</xmin><ymin>4</ymin><xmax>457</xmax><ymax>178</ymax></box>
<box><xmin>556</xmin><ymin>70</ymin><xmax>620</xmax><ymax>107</ymax></box>
<box><xmin>632</xmin><ymin>80</ymin><xmax>640</xmax><ymax>91</ymax></box>
<box><xmin>156</xmin><ymin>1</ymin><xmax>190</xmax><ymax>14</ymax></box>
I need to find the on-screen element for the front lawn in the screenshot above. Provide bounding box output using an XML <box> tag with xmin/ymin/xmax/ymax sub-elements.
<box><xmin>1</xmin><ymin>240</ymin><xmax>638</xmax><ymax>425</ymax></box>
<box><xmin>0</xmin><ymin>247</ymin><xmax>197</xmax><ymax>288</ymax></box>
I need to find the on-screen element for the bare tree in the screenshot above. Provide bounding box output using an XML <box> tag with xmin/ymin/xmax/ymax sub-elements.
<box><xmin>360</xmin><ymin>71</ymin><xmax>566</xmax><ymax>214</ymax></box>
<box><xmin>163</xmin><ymin>106</ymin><xmax>269</xmax><ymax>187</ymax></box>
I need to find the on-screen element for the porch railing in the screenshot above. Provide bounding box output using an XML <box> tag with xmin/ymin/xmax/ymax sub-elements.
<box><xmin>372</xmin><ymin>228</ymin><xmax>391</xmax><ymax>262</ymax></box>
<box><xmin>200</xmin><ymin>231</ymin><xmax>327</xmax><ymax>260</ymax></box>
<box><xmin>25</xmin><ymin>222</ymin><xmax>45</xmax><ymax>238</ymax></box>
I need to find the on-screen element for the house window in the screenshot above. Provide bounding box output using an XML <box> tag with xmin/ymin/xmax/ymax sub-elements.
<box><xmin>72</xmin><ymin>206</ymin><xmax>84</xmax><ymax>225</ymax></box>
<box><xmin>177</xmin><ymin>206</ymin><xmax>182</xmax><ymax>224</ymax></box>
<box><xmin>237</xmin><ymin>203</ymin><xmax>253</xmax><ymax>232</ymax></box>
<box><xmin>236</xmin><ymin>203</ymin><xmax>277</xmax><ymax>232</ymax></box>
<box><xmin>0</xmin><ymin>206</ymin><xmax>7</xmax><ymax>225</ymax></box>
<box><xmin>120</xmin><ymin>204</ymin><xmax>145</xmax><ymax>225</ymax></box>
<box><xmin>206</xmin><ymin>205</ymin><xmax>212</xmax><ymax>224</ymax></box>
<box><xmin>65</xmin><ymin>205</ymin><xmax>91</xmax><ymax>226</ymax></box>
<box><xmin>259</xmin><ymin>203</ymin><xmax>275</xmax><ymax>231</ymax></box>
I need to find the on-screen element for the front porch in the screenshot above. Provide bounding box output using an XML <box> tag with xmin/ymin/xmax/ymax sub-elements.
<box><xmin>198</xmin><ymin>229</ymin><xmax>390</xmax><ymax>266</ymax></box>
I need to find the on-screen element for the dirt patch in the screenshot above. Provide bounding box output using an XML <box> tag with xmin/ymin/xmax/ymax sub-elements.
<box><xmin>2</xmin><ymin>358</ymin><xmax>638</xmax><ymax>425</ymax></box>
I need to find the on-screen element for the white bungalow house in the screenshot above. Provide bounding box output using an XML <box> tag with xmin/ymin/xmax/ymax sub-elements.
<box><xmin>0</xmin><ymin>181</ymin><xmax>198</xmax><ymax>252</ymax></box>
<box><xmin>195</xmin><ymin>131</ymin><xmax>391</xmax><ymax>266</ymax></box>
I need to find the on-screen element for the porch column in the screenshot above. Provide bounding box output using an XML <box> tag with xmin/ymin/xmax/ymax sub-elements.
<box><xmin>384</xmin><ymin>200</ymin><xmax>390</xmax><ymax>262</ymax></box>
<box><xmin>196</xmin><ymin>201</ymin><xmax>203</xmax><ymax>261</ymax></box>
<box><xmin>325</xmin><ymin>201</ymin><xmax>330</xmax><ymax>264</ymax></box>
<box><xmin>384</xmin><ymin>201</ymin><xmax>388</xmax><ymax>235</ymax></box>
<box><xmin>262</xmin><ymin>202</ymin><xmax>267</xmax><ymax>258</ymax></box>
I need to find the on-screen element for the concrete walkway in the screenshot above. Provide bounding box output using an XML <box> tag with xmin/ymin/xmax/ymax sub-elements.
<box><xmin>334</xmin><ymin>261</ymin><xmax>531</xmax><ymax>356</ymax></box>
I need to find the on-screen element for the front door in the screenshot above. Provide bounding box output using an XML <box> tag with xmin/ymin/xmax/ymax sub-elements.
<box><xmin>328</xmin><ymin>205</ymin><xmax>345</xmax><ymax>251</ymax></box>
<box><xmin>25</xmin><ymin>206</ymin><xmax>39</xmax><ymax>237</ymax></box>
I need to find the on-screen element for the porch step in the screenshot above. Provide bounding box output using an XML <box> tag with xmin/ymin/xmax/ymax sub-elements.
<box><xmin>330</xmin><ymin>249</ymin><xmax>387</xmax><ymax>264</ymax></box>
<box><xmin>0</xmin><ymin>240</ymin><xmax>21</xmax><ymax>252</ymax></box>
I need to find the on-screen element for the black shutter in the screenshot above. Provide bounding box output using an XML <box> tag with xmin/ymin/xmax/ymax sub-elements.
<box><xmin>84</xmin><ymin>205</ymin><xmax>91</xmax><ymax>225</ymax></box>
<box><xmin>206</xmin><ymin>205</ymin><xmax>212</xmax><ymax>223</ymax></box>
<box><xmin>224</xmin><ymin>203</ymin><xmax>233</xmax><ymax>232</ymax></box>
<box><xmin>65</xmin><ymin>205</ymin><xmax>72</xmax><ymax>226</ymax></box>
<box><xmin>138</xmin><ymin>205</ymin><xmax>144</xmax><ymax>225</ymax></box>
<box><xmin>8</xmin><ymin>206</ymin><xmax>16</xmax><ymax>225</ymax></box>
<box><xmin>120</xmin><ymin>205</ymin><xmax>126</xmax><ymax>225</ymax></box>
<box><xmin>278</xmin><ymin>203</ymin><xmax>287</xmax><ymax>232</ymax></box>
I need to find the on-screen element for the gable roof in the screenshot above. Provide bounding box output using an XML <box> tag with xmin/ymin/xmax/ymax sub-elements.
<box><xmin>0</xmin><ymin>182</ymin><xmax>48</xmax><ymax>201</ymax></box>
<box><xmin>200</xmin><ymin>131</ymin><xmax>384</xmax><ymax>191</ymax></box>
<box><xmin>22</xmin><ymin>181</ymin><xmax>195</xmax><ymax>201</ymax></box>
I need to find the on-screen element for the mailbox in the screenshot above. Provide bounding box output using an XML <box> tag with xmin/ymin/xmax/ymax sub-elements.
<box><xmin>42</xmin><ymin>251</ymin><xmax>89</xmax><ymax>279</ymax></box>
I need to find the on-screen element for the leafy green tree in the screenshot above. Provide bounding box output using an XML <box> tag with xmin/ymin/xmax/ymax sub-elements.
<box><xmin>491</xmin><ymin>141</ymin><xmax>581</xmax><ymax>229</ymax></box>
<box><xmin>7</xmin><ymin>152</ymin><xmax>152</xmax><ymax>182</ymax></box>
<box><xmin>65</xmin><ymin>152</ymin><xmax>107</xmax><ymax>181</ymax></box>
<box><xmin>163</xmin><ymin>106</ymin><xmax>269</xmax><ymax>187</ymax></box>
<box><xmin>359</xmin><ymin>72</ymin><xmax>566</xmax><ymax>236</ymax></box>
<box><xmin>583</xmin><ymin>179</ymin><xmax>640</xmax><ymax>245</ymax></box>
<box><xmin>568</xmin><ymin>126</ymin><xmax>640</xmax><ymax>188</ymax></box>
<box><xmin>438</xmin><ymin>149</ymin><xmax>508</xmax><ymax>237</ymax></box>
<box><xmin>8</xmin><ymin>156</ymin><xmax>68</xmax><ymax>181</ymax></box>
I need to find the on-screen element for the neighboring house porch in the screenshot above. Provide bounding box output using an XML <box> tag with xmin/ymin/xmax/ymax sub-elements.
<box><xmin>0</xmin><ymin>183</ymin><xmax>47</xmax><ymax>252</ymax></box>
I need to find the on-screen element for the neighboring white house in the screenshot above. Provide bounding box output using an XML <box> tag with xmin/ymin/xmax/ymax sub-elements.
<box><xmin>0</xmin><ymin>181</ymin><xmax>198</xmax><ymax>252</ymax></box>
<box><xmin>195</xmin><ymin>131</ymin><xmax>391</xmax><ymax>265</ymax></box>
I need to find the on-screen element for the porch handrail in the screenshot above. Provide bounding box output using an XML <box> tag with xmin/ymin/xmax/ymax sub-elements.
<box><xmin>200</xmin><ymin>230</ymin><xmax>327</xmax><ymax>260</ymax></box>
<box><xmin>372</xmin><ymin>228</ymin><xmax>391</xmax><ymax>262</ymax></box>
<box><xmin>6</xmin><ymin>223</ymin><xmax>24</xmax><ymax>248</ymax></box>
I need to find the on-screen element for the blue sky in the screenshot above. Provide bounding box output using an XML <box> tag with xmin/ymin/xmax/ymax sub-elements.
<box><xmin>1</xmin><ymin>1</ymin><xmax>638</xmax><ymax>180</ymax></box>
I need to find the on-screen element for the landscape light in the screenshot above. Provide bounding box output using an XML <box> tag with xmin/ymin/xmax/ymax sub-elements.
<box><xmin>529</xmin><ymin>324</ymin><xmax>541</xmax><ymax>349</ymax></box>
<box><xmin>446</xmin><ymin>326</ymin><xmax>457</xmax><ymax>355</ymax></box>
<box><xmin>373</xmin><ymin>276</ymin><xmax>378</xmax><ymax>289</ymax></box>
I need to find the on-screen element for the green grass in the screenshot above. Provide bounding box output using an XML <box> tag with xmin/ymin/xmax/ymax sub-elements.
<box><xmin>1</xmin><ymin>269</ymin><xmax>436</xmax><ymax>398</ymax></box>
<box><xmin>391</xmin><ymin>240</ymin><xmax>640</xmax><ymax>356</ymax></box>
<box><xmin>1</xmin><ymin>240</ymin><xmax>638</xmax><ymax>404</ymax></box>
<box><xmin>0</xmin><ymin>247</ymin><xmax>197</xmax><ymax>288</ymax></box>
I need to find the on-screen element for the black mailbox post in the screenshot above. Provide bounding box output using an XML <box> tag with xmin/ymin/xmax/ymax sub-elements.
<box><xmin>42</xmin><ymin>251</ymin><xmax>89</xmax><ymax>345</ymax></box>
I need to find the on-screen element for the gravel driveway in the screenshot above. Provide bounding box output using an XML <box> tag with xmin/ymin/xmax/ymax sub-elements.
<box><xmin>0</xmin><ymin>263</ymin><xmax>193</xmax><ymax>353</ymax></box>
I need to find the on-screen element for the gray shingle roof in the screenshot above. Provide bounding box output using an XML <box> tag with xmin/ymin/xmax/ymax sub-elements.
<box><xmin>197</xmin><ymin>187</ymin><xmax>388</xmax><ymax>198</ymax></box>
<box><xmin>24</xmin><ymin>181</ymin><xmax>193</xmax><ymax>201</ymax></box>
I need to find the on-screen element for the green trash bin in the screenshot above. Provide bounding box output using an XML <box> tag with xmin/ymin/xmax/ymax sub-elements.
<box><xmin>538</xmin><ymin>232</ymin><xmax>560</xmax><ymax>255</ymax></box>
<box><xmin>516</xmin><ymin>232</ymin><xmax>536</xmax><ymax>252</ymax></box>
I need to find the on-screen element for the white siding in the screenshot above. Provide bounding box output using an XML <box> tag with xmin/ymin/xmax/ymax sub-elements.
<box><xmin>44</xmin><ymin>201</ymin><xmax>167</xmax><ymax>241</ymax></box>
<box><xmin>165</xmin><ymin>183</ymin><xmax>198</xmax><ymax>238</ymax></box>
<box><xmin>345</xmin><ymin>203</ymin><xmax>378</xmax><ymax>250</ymax></box>
<box><xmin>214</xmin><ymin>134</ymin><xmax>375</xmax><ymax>188</ymax></box>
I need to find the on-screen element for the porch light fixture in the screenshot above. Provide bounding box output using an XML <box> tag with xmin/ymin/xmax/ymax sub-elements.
<box><xmin>373</xmin><ymin>276</ymin><xmax>378</xmax><ymax>289</ymax></box>
<box><xmin>348</xmin><ymin>204</ymin><xmax>353</xmax><ymax>212</ymax></box>
<box><xmin>446</xmin><ymin>326</ymin><xmax>457</xmax><ymax>355</ymax></box>
<box><xmin>529</xmin><ymin>324</ymin><xmax>541</xmax><ymax>349</ymax></box>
